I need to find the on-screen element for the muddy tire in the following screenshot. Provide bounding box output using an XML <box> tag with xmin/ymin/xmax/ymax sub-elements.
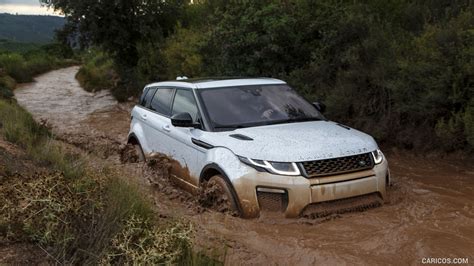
<box><xmin>134</xmin><ymin>143</ymin><xmax>145</xmax><ymax>162</ymax></box>
<box><xmin>120</xmin><ymin>143</ymin><xmax>145</xmax><ymax>163</ymax></box>
<box><xmin>202</xmin><ymin>175</ymin><xmax>240</xmax><ymax>216</ymax></box>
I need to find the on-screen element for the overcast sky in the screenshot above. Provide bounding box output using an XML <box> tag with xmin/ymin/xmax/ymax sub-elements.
<box><xmin>0</xmin><ymin>0</ymin><xmax>61</xmax><ymax>16</ymax></box>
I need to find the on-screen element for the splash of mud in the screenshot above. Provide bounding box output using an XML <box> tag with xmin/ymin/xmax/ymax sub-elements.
<box><xmin>14</xmin><ymin>67</ymin><xmax>474</xmax><ymax>265</ymax></box>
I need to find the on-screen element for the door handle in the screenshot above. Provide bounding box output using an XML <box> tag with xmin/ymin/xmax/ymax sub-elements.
<box><xmin>162</xmin><ymin>124</ymin><xmax>171</xmax><ymax>132</ymax></box>
<box><xmin>141</xmin><ymin>114</ymin><xmax>147</xmax><ymax>121</ymax></box>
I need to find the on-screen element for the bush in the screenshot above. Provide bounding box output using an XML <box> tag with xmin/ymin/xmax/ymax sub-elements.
<box><xmin>76</xmin><ymin>50</ymin><xmax>117</xmax><ymax>92</ymax></box>
<box><xmin>0</xmin><ymin>53</ymin><xmax>31</xmax><ymax>82</ymax></box>
<box><xmin>0</xmin><ymin>84</ymin><xmax>13</xmax><ymax>100</ymax></box>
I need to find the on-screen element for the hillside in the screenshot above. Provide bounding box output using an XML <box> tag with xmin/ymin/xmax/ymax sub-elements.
<box><xmin>0</xmin><ymin>13</ymin><xmax>64</xmax><ymax>43</ymax></box>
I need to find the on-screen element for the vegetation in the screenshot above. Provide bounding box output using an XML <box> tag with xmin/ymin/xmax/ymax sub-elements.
<box><xmin>0</xmin><ymin>42</ymin><xmax>76</xmax><ymax>101</ymax></box>
<box><xmin>75</xmin><ymin>50</ymin><xmax>117</xmax><ymax>93</ymax></box>
<box><xmin>0</xmin><ymin>39</ymin><xmax>41</xmax><ymax>53</ymax></box>
<box><xmin>42</xmin><ymin>0</ymin><xmax>473</xmax><ymax>152</ymax></box>
<box><xmin>0</xmin><ymin>14</ymin><xmax>65</xmax><ymax>44</ymax></box>
<box><xmin>0</xmin><ymin>99</ymin><xmax>218</xmax><ymax>264</ymax></box>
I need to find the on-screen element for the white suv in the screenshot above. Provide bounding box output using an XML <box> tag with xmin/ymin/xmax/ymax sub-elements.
<box><xmin>128</xmin><ymin>78</ymin><xmax>389</xmax><ymax>218</ymax></box>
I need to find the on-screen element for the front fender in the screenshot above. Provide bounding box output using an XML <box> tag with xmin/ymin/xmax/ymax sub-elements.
<box><xmin>202</xmin><ymin>147</ymin><xmax>254</xmax><ymax>182</ymax></box>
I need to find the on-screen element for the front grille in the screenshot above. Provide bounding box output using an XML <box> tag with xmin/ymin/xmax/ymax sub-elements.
<box><xmin>300</xmin><ymin>192</ymin><xmax>383</xmax><ymax>218</ymax></box>
<box><xmin>257</xmin><ymin>191</ymin><xmax>288</xmax><ymax>212</ymax></box>
<box><xmin>300</xmin><ymin>153</ymin><xmax>374</xmax><ymax>177</ymax></box>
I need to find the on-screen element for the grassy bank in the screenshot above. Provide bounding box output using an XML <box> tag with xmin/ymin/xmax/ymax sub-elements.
<box><xmin>0</xmin><ymin>99</ymin><xmax>219</xmax><ymax>264</ymax></box>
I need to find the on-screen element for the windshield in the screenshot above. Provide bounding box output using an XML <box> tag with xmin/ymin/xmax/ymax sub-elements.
<box><xmin>198</xmin><ymin>84</ymin><xmax>324</xmax><ymax>130</ymax></box>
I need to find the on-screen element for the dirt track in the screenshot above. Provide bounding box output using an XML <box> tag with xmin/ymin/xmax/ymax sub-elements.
<box><xmin>14</xmin><ymin>67</ymin><xmax>474</xmax><ymax>265</ymax></box>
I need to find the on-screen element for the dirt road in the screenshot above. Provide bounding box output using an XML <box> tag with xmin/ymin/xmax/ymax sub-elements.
<box><xmin>14</xmin><ymin>67</ymin><xmax>474</xmax><ymax>265</ymax></box>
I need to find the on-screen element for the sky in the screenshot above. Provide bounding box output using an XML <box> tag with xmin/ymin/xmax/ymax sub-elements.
<box><xmin>0</xmin><ymin>0</ymin><xmax>62</xmax><ymax>16</ymax></box>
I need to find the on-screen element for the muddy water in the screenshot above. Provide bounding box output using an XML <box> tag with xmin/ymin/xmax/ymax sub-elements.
<box><xmin>15</xmin><ymin>67</ymin><xmax>474</xmax><ymax>265</ymax></box>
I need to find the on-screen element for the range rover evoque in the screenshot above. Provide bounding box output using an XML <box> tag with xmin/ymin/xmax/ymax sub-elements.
<box><xmin>127</xmin><ymin>77</ymin><xmax>390</xmax><ymax>218</ymax></box>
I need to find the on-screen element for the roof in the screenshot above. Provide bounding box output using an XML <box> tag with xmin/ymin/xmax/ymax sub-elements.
<box><xmin>145</xmin><ymin>77</ymin><xmax>286</xmax><ymax>89</ymax></box>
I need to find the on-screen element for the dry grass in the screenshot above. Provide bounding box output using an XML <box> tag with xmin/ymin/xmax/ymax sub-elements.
<box><xmin>0</xmin><ymin>99</ymin><xmax>219</xmax><ymax>265</ymax></box>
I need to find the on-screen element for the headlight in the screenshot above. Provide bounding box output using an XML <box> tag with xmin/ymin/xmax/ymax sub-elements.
<box><xmin>372</xmin><ymin>149</ymin><xmax>384</xmax><ymax>164</ymax></box>
<box><xmin>238</xmin><ymin>156</ymin><xmax>300</xmax><ymax>176</ymax></box>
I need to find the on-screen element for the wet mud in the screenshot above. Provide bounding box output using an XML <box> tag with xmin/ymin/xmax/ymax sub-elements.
<box><xmin>14</xmin><ymin>67</ymin><xmax>474</xmax><ymax>265</ymax></box>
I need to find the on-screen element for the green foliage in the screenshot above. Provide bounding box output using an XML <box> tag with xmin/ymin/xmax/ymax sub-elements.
<box><xmin>0</xmin><ymin>73</ymin><xmax>15</xmax><ymax>100</ymax></box>
<box><xmin>0</xmin><ymin>39</ymin><xmax>41</xmax><ymax>53</ymax></box>
<box><xmin>0</xmin><ymin>53</ymin><xmax>31</xmax><ymax>82</ymax></box>
<box><xmin>41</xmin><ymin>0</ymin><xmax>184</xmax><ymax>67</ymax></box>
<box><xmin>0</xmin><ymin>43</ymin><xmax>76</xmax><ymax>83</ymax></box>
<box><xmin>76</xmin><ymin>50</ymin><xmax>116</xmax><ymax>92</ymax></box>
<box><xmin>463</xmin><ymin>100</ymin><xmax>474</xmax><ymax>147</ymax></box>
<box><xmin>175</xmin><ymin>0</ymin><xmax>474</xmax><ymax>151</ymax></box>
<box><xmin>160</xmin><ymin>26</ymin><xmax>205</xmax><ymax>79</ymax></box>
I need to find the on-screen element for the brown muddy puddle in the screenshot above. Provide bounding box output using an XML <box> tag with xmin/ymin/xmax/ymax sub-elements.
<box><xmin>14</xmin><ymin>67</ymin><xmax>474</xmax><ymax>265</ymax></box>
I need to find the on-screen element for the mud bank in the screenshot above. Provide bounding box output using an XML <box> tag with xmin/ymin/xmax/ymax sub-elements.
<box><xmin>14</xmin><ymin>67</ymin><xmax>474</xmax><ymax>265</ymax></box>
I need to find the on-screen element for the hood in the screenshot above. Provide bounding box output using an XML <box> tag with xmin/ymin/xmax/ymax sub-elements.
<box><xmin>198</xmin><ymin>121</ymin><xmax>378</xmax><ymax>162</ymax></box>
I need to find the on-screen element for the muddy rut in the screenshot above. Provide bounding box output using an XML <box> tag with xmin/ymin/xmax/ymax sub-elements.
<box><xmin>14</xmin><ymin>67</ymin><xmax>474</xmax><ymax>265</ymax></box>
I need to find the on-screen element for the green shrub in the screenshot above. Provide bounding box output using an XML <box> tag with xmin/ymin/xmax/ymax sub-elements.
<box><xmin>24</xmin><ymin>53</ymin><xmax>54</xmax><ymax>76</ymax></box>
<box><xmin>0</xmin><ymin>73</ymin><xmax>16</xmax><ymax>90</ymax></box>
<box><xmin>76</xmin><ymin>50</ymin><xmax>116</xmax><ymax>92</ymax></box>
<box><xmin>0</xmin><ymin>84</ymin><xmax>13</xmax><ymax>100</ymax></box>
<box><xmin>0</xmin><ymin>53</ymin><xmax>31</xmax><ymax>82</ymax></box>
<box><xmin>464</xmin><ymin>101</ymin><xmax>474</xmax><ymax>147</ymax></box>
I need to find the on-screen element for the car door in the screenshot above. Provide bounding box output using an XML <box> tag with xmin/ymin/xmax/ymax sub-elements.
<box><xmin>142</xmin><ymin>87</ymin><xmax>176</xmax><ymax>156</ymax></box>
<box><xmin>132</xmin><ymin>86</ymin><xmax>157</xmax><ymax>154</ymax></box>
<box><xmin>166</xmin><ymin>88</ymin><xmax>203</xmax><ymax>190</ymax></box>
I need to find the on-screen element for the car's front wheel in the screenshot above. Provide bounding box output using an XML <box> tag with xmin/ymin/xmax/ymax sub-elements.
<box><xmin>202</xmin><ymin>175</ymin><xmax>240</xmax><ymax>216</ymax></box>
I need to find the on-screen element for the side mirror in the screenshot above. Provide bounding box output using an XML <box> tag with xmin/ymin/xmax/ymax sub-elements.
<box><xmin>171</xmin><ymin>112</ymin><xmax>199</xmax><ymax>128</ymax></box>
<box><xmin>312</xmin><ymin>101</ymin><xmax>326</xmax><ymax>113</ymax></box>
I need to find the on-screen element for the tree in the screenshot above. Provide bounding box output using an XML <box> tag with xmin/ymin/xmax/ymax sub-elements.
<box><xmin>40</xmin><ymin>0</ymin><xmax>186</xmax><ymax>68</ymax></box>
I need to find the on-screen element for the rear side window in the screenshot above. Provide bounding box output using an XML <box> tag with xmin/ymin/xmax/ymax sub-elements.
<box><xmin>172</xmin><ymin>89</ymin><xmax>199</xmax><ymax>122</ymax></box>
<box><xmin>150</xmin><ymin>88</ymin><xmax>175</xmax><ymax>116</ymax></box>
<box><xmin>141</xmin><ymin>87</ymin><xmax>157</xmax><ymax>108</ymax></box>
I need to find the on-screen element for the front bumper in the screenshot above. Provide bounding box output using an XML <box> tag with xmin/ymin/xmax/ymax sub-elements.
<box><xmin>232</xmin><ymin>159</ymin><xmax>389</xmax><ymax>218</ymax></box>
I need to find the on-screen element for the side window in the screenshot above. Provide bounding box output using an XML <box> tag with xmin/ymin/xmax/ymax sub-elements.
<box><xmin>172</xmin><ymin>89</ymin><xmax>199</xmax><ymax>121</ymax></box>
<box><xmin>141</xmin><ymin>87</ymin><xmax>157</xmax><ymax>108</ymax></box>
<box><xmin>150</xmin><ymin>88</ymin><xmax>175</xmax><ymax>116</ymax></box>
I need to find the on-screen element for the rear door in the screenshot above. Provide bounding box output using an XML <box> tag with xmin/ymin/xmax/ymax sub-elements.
<box><xmin>142</xmin><ymin>87</ymin><xmax>175</xmax><ymax>155</ymax></box>
<box><xmin>131</xmin><ymin>86</ymin><xmax>157</xmax><ymax>153</ymax></box>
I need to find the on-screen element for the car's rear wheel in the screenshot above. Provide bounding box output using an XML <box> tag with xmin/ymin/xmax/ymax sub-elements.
<box><xmin>121</xmin><ymin>142</ymin><xmax>146</xmax><ymax>163</ymax></box>
<box><xmin>205</xmin><ymin>175</ymin><xmax>240</xmax><ymax>215</ymax></box>
<box><xmin>133</xmin><ymin>143</ymin><xmax>146</xmax><ymax>162</ymax></box>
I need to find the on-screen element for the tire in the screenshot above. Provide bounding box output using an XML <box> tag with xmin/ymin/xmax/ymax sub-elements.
<box><xmin>133</xmin><ymin>143</ymin><xmax>146</xmax><ymax>162</ymax></box>
<box><xmin>208</xmin><ymin>175</ymin><xmax>240</xmax><ymax>215</ymax></box>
